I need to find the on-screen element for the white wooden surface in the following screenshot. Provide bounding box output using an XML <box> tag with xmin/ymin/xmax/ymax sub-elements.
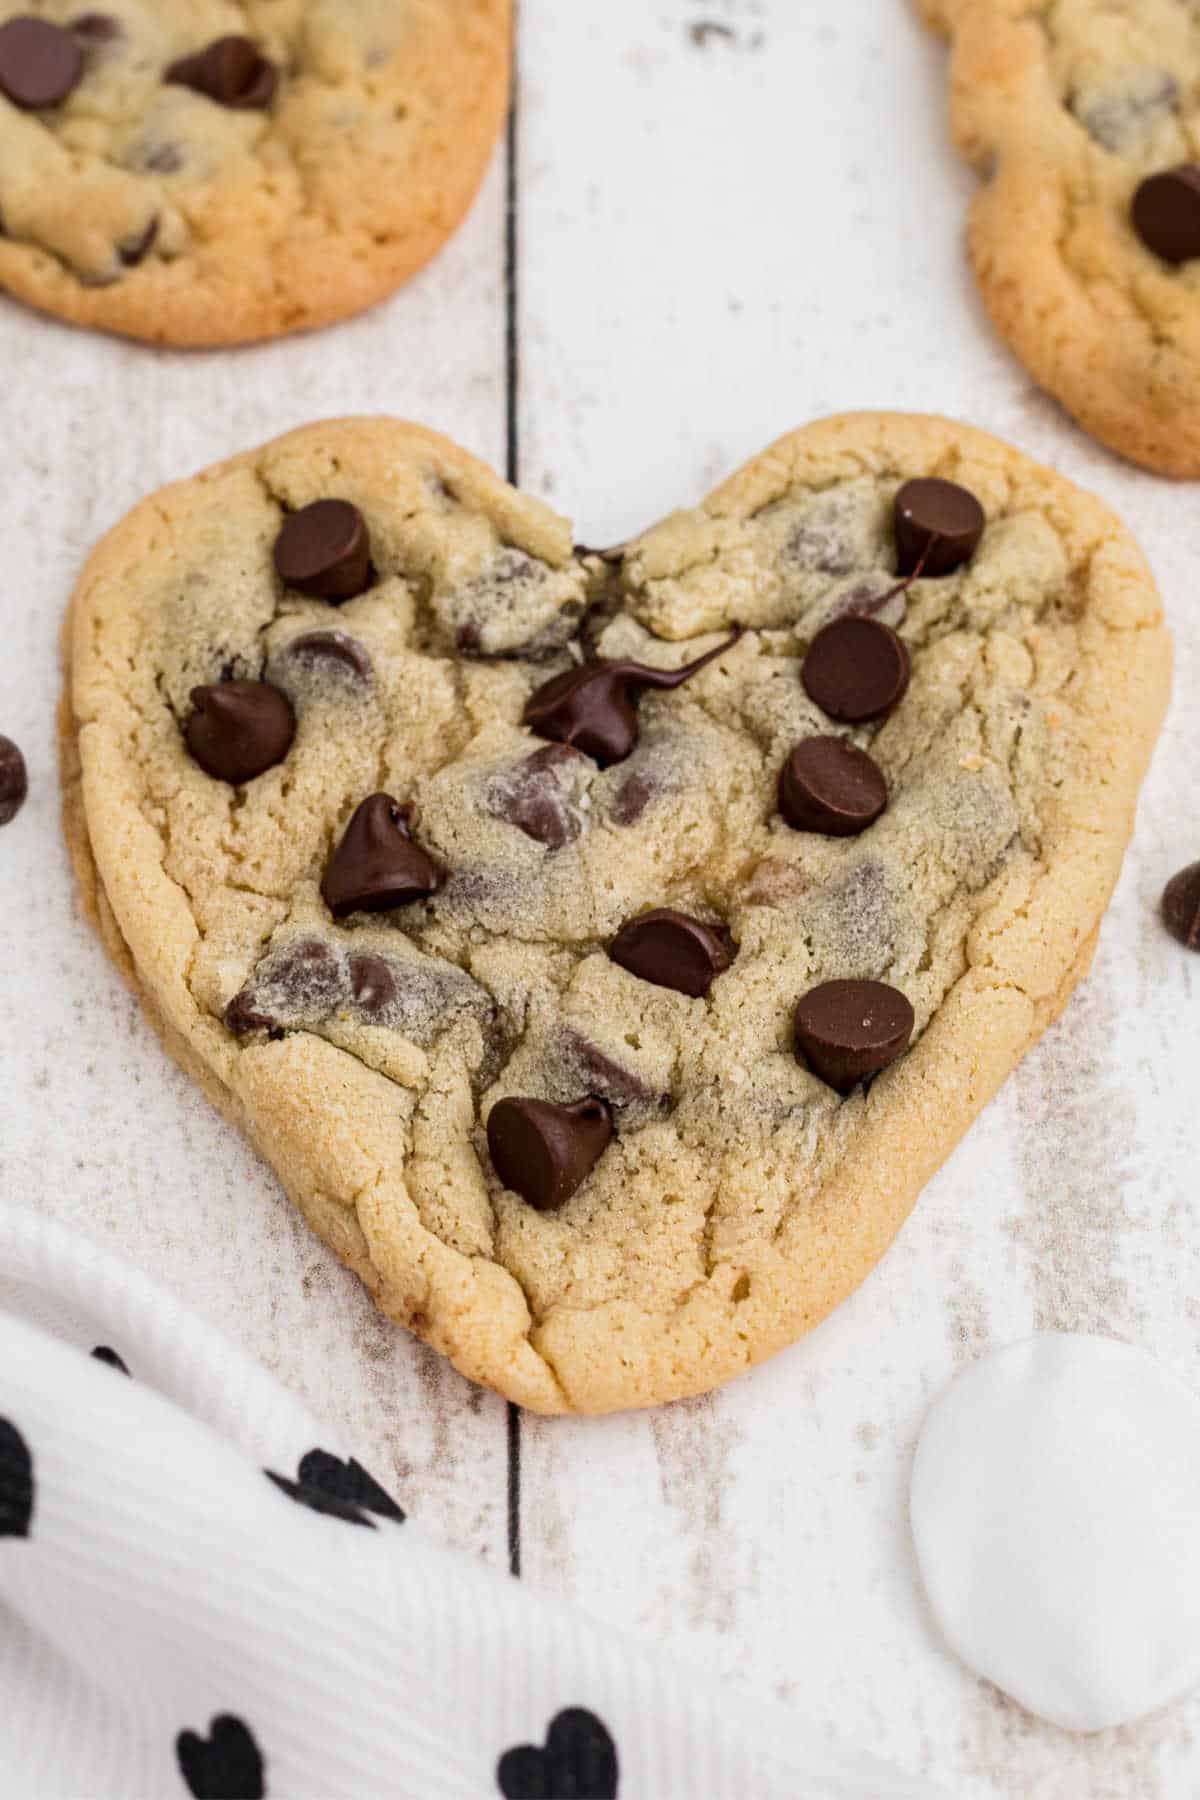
<box><xmin>1</xmin><ymin>2</ymin><xmax>1199</xmax><ymax>1793</ymax></box>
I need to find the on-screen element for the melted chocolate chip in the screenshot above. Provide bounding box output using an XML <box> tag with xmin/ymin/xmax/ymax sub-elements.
<box><xmin>486</xmin><ymin>1096</ymin><xmax>613</xmax><ymax>1211</ymax></box>
<box><xmin>794</xmin><ymin>979</ymin><xmax>914</xmax><ymax>1093</ymax></box>
<box><xmin>70</xmin><ymin>14</ymin><xmax>121</xmax><ymax>44</ymax></box>
<box><xmin>274</xmin><ymin>501</ymin><xmax>372</xmax><ymax>602</ymax></box>
<box><xmin>1132</xmin><ymin>165</ymin><xmax>1200</xmax><ymax>264</ymax></box>
<box><xmin>185</xmin><ymin>681</ymin><xmax>294</xmax><ymax>784</ymax></box>
<box><xmin>134</xmin><ymin>141</ymin><xmax>183</xmax><ymax>174</ymax></box>
<box><xmin>609</xmin><ymin>909</ymin><xmax>732</xmax><ymax>997</ymax></box>
<box><xmin>0</xmin><ymin>735</ymin><xmax>27</xmax><ymax>826</ymax></box>
<box><xmin>893</xmin><ymin>479</ymin><xmax>985</xmax><ymax>578</ymax></box>
<box><xmin>802</xmin><ymin>617</ymin><xmax>910</xmax><ymax>724</ymax></box>
<box><xmin>118</xmin><ymin>216</ymin><xmax>158</xmax><ymax>267</ymax></box>
<box><xmin>524</xmin><ymin>631</ymin><xmax>741</xmax><ymax>767</ymax></box>
<box><xmin>0</xmin><ymin>17</ymin><xmax>83</xmax><ymax>108</ymax></box>
<box><xmin>348</xmin><ymin>952</ymin><xmax>397</xmax><ymax>1017</ymax></box>
<box><xmin>610</xmin><ymin>767</ymin><xmax>656</xmax><ymax>825</ymax></box>
<box><xmin>166</xmin><ymin>35</ymin><xmax>277</xmax><ymax>110</ymax></box>
<box><xmin>779</xmin><ymin>737</ymin><xmax>888</xmax><ymax>836</ymax></box>
<box><xmin>226</xmin><ymin>938</ymin><xmax>342</xmax><ymax>1037</ymax></box>
<box><xmin>1162</xmin><ymin>863</ymin><xmax>1200</xmax><ymax>951</ymax></box>
<box><xmin>322</xmin><ymin>794</ymin><xmax>441</xmax><ymax>918</ymax></box>
<box><xmin>276</xmin><ymin>630</ymin><xmax>373</xmax><ymax>686</ymax></box>
<box><xmin>485</xmin><ymin>745</ymin><xmax>587</xmax><ymax>848</ymax></box>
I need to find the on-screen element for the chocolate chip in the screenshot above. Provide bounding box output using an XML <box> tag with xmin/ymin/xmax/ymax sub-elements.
<box><xmin>610</xmin><ymin>768</ymin><xmax>655</xmax><ymax>825</ymax></box>
<box><xmin>609</xmin><ymin>908</ymin><xmax>732</xmax><ymax>997</ymax></box>
<box><xmin>70</xmin><ymin>13</ymin><xmax>121</xmax><ymax>44</ymax></box>
<box><xmin>166</xmin><ymin>35</ymin><xmax>277</xmax><ymax>110</ymax></box>
<box><xmin>485</xmin><ymin>745</ymin><xmax>587</xmax><ymax>848</ymax></box>
<box><xmin>321</xmin><ymin>794</ymin><xmax>441</xmax><ymax>918</ymax></box>
<box><xmin>794</xmin><ymin>979</ymin><xmax>914</xmax><ymax>1093</ymax></box>
<box><xmin>226</xmin><ymin>938</ymin><xmax>342</xmax><ymax>1037</ymax></box>
<box><xmin>1132</xmin><ymin>165</ymin><xmax>1200</xmax><ymax>264</ymax></box>
<box><xmin>1162</xmin><ymin>863</ymin><xmax>1200</xmax><ymax>951</ymax></box>
<box><xmin>118</xmin><ymin>216</ymin><xmax>158</xmax><ymax>267</ymax></box>
<box><xmin>0</xmin><ymin>735</ymin><xmax>27</xmax><ymax>826</ymax></box>
<box><xmin>0</xmin><ymin>17</ymin><xmax>83</xmax><ymax>108</ymax></box>
<box><xmin>486</xmin><ymin>1096</ymin><xmax>613</xmax><ymax>1211</ymax></box>
<box><xmin>779</xmin><ymin>736</ymin><xmax>888</xmax><ymax>836</ymax></box>
<box><xmin>276</xmin><ymin>630</ymin><xmax>373</xmax><ymax>685</ymax></box>
<box><xmin>274</xmin><ymin>501</ymin><xmax>372</xmax><ymax>602</ymax></box>
<box><xmin>134</xmin><ymin>141</ymin><xmax>183</xmax><ymax>174</ymax></box>
<box><xmin>524</xmin><ymin>631</ymin><xmax>741</xmax><ymax>767</ymax></box>
<box><xmin>802</xmin><ymin>616</ymin><xmax>910</xmax><ymax>724</ymax></box>
<box><xmin>185</xmin><ymin>681</ymin><xmax>294</xmax><ymax>784</ymax></box>
<box><xmin>1072</xmin><ymin>72</ymin><xmax>1177</xmax><ymax>152</ymax></box>
<box><xmin>893</xmin><ymin>479</ymin><xmax>985</xmax><ymax>578</ymax></box>
<box><xmin>348</xmin><ymin>953</ymin><xmax>396</xmax><ymax>1017</ymax></box>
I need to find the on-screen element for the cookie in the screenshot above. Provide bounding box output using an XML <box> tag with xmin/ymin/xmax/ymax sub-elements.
<box><xmin>0</xmin><ymin>2</ymin><xmax>509</xmax><ymax>346</ymax></box>
<box><xmin>921</xmin><ymin>0</ymin><xmax>1200</xmax><ymax>477</ymax></box>
<box><xmin>63</xmin><ymin>413</ymin><xmax>1170</xmax><ymax>1413</ymax></box>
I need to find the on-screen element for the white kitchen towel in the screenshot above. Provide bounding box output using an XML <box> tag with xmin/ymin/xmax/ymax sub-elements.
<box><xmin>0</xmin><ymin>1205</ymin><xmax>940</xmax><ymax>1800</ymax></box>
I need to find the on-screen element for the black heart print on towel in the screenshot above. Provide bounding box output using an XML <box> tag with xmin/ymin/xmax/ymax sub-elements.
<box><xmin>497</xmin><ymin>1708</ymin><xmax>618</xmax><ymax>1798</ymax></box>
<box><xmin>0</xmin><ymin>1417</ymin><xmax>33</xmax><ymax>1538</ymax></box>
<box><xmin>265</xmin><ymin>1448</ymin><xmax>405</xmax><ymax>1528</ymax></box>
<box><xmin>176</xmin><ymin>1713</ymin><xmax>265</xmax><ymax>1799</ymax></box>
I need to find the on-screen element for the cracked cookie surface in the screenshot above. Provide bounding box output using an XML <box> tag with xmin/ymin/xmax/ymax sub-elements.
<box><xmin>63</xmin><ymin>413</ymin><xmax>1170</xmax><ymax>1413</ymax></box>
<box><xmin>921</xmin><ymin>0</ymin><xmax>1200</xmax><ymax>476</ymax></box>
<box><xmin>0</xmin><ymin>1</ymin><xmax>509</xmax><ymax>344</ymax></box>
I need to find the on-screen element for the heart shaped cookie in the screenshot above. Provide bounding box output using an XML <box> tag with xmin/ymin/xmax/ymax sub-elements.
<box><xmin>63</xmin><ymin>414</ymin><xmax>1170</xmax><ymax>1413</ymax></box>
<box><xmin>922</xmin><ymin>0</ymin><xmax>1200</xmax><ymax>475</ymax></box>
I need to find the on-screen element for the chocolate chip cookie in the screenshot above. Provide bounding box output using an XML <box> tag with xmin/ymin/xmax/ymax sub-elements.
<box><xmin>922</xmin><ymin>0</ymin><xmax>1200</xmax><ymax>476</ymax></box>
<box><xmin>0</xmin><ymin>2</ymin><xmax>509</xmax><ymax>345</ymax></box>
<box><xmin>63</xmin><ymin>413</ymin><xmax>1170</xmax><ymax>1413</ymax></box>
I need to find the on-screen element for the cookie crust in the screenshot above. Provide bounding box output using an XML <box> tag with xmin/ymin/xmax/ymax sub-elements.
<box><xmin>64</xmin><ymin>413</ymin><xmax>1171</xmax><ymax>1413</ymax></box>
<box><xmin>0</xmin><ymin>1</ymin><xmax>509</xmax><ymax>346</ymax></box>
<box><xmin>922</xmin><ymin>0</ymin><xmax>1200</xmax><ymax>476</ymax></box>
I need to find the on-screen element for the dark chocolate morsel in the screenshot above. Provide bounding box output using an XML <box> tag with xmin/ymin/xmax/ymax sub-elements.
<box><xmin>779</xmin><ymin>736</ymin><xmax>888</xmax><ymax>836</ymax></box>
<box><xmin>273</xmin><ymin>500</ymin><xmax>372</xmax><ymax>602</ymax></box>
<box><xmin>524</xmin><ymin>630</ymin><xmax>741</xmax><ymax>767</ymax></box>
<box><xmin>184</xmin><ymin>681</ymin><xmax>294</xmax><ymax>784</ymax></box>
<box><xmin>322</xmin><ymin>793</ymin><xmax>441</xmax><ymax>918</ymax></box>
<box><xmin>1132</xmin><ymin>165</ymin><xmax>1200</xmax><ymax>265</ymax></box>
<box><xmin>609</xmin><ymin>908</ymin><xmax>732</xmax><ymax>997</ymax></box>
<box><xmin>165</xmin><ymin>34</ymin><xmax>277</xmax><ymax>109</ymax></box>
<box><xmin>0</xmin><ymin>734</ymin><xmax>27</xmax><ymax>826</ymax></box>
<box><xmin>70</xmin><ymin>14</ymin><xmax>121</xmax><ymax>44</ymax></box>
<box><xmin>893</xmin><ymin>478</ymin><xmax>985</xmax><ymax>577</ymax></box>
<box><xmin>486</xmin><ymin>1096</ymin><xmax>613</xmax><ymax>1211</ymax></box>
<box><xmin>225</xmin><ymin>937</ymin><xmax>341</xmax><ymax>1037</ymax></box>
<box><xmin>794</xmin><ymin>978</ymin><xmax>914</xmax><ymax>1093</ymax></box>
<box><xmin>118</xmin><ymin>215</ymin><xmax>158</xmax><ymax>267</ymax></box>
<box><xmin>277</xmin><ymin>629</ymin><xmax>373</xmax><ymax>684</ymax></box>
<box><xmin>1162</xmin><ymin>862</ymin><xmax>1200</xmax><ymax>951</ymax></box>
<box><xmin>802</xmin><ymin>616</ymin><xmax>910</xmax><ymax>724</ymax></box>
<box><xmin>487</xmin><ymin>744</ymin><xmax>587</xmax><ymax>847</ymax></box>
<box><xmin>348</xmin><ymin>952</ymin><xmax>396</xmax><ymax>1017</ymax></box>
<box><xmin>0</xmin><ymin>17</ymin><xmax>83</xmax><ymax>108</ymax></box>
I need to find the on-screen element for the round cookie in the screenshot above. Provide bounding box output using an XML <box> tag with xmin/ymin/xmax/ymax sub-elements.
<box><xmin>921</xmin><ymin>0</ymin><xmax>1200</xmax><ymax>477</ymax></box>
<box><xmin>0</xmin><ymin>2</ymin><xmax>509</xmax><ymax>346</ymax></box>
<box><xmin>63</xmin><ymin>413</ymin><xmax>1171</xmax><ymax>1413</ymax></box>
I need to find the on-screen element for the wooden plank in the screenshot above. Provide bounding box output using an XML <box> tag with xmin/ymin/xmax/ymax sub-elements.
<box><xmin>0</xmin><ymin>149</ymin><xmax>513</xmax><ymax>1556</ymax></box>
<box><xmin>514</xmin><ymin>2</ymin><xmax>1200</xmax><ymax>1793</ymax></box>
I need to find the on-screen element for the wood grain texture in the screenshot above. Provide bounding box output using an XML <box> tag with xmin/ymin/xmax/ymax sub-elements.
<box><xmin>0</xmin><ymin>1</ymin><xmax>1196</xmax><ymax>1793</ymax></box>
